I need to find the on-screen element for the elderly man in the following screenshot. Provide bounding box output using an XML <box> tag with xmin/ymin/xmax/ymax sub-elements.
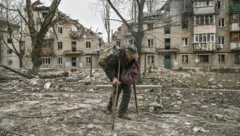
<box><xmin>104</xmin><ymin>45</ymin><xmax>139</xmax><ymax>120</ymax></box>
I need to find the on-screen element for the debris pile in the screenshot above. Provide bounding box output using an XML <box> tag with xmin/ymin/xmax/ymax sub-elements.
<box><xmin>0</xmin><ymin>68</ymin><xmax>239</xmax><ymax>135</ymax></box>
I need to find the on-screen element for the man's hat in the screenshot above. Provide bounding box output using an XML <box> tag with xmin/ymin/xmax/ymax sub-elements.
<box><xmin>126</xmin><ymin>45</ymin><xmax>139</xmax><ymax>59</ymax></box>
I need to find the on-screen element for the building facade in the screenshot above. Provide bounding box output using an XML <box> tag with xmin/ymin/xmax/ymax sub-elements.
<box><xmin>24</xmin><ymin>6</ymin><xmax>103</xmax><ymax>70</ymax></box>
<box><xmin>0</xmin><ymin>19</ymin><xmax>21</xmax><ymax>69</ymax></box>
<box><xmin>112</xmin><ymin>0</ymin><xmax>240</xmax><ymax>72</ymax></box>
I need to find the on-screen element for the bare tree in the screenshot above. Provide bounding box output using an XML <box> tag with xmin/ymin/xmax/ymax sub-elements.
<box><xmin>0</xmin><ymin>0</ymin><xmax>64</xmax><ymax>77</ymax></box>
<box><xmin>0</xmin><ymin>0</ymin><xmax>25</xmax><ymax>68</ymax></box>
<box><xmin>102</xmin><ymin>0</ymin><xmax>111</xmax><ymax>43</ymax></box>
<box><xmin>25</xmin><ymin>0</ymin><xmax>62</xmax><ymax>75</ymax></box>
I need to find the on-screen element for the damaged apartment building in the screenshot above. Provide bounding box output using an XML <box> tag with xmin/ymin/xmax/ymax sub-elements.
<box><xmin>112</xmin><ymin>0</ymin><xmax>240</xmax><ymax>72</ymax></box>
<box><xmin>23</xmin><ymin>6</ymin><xmax>104</xmax><ymax>70</ymax></box>
<box><xmin>0</xmin><ymin>18</ymin><xmax>21</xmax><ymax>69</ymax></box>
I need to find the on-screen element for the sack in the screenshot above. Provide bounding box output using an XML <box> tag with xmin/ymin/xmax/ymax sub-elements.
<box><xmin>98</xmin><ymin>46</ymin><xmax>117</xmax><ymax>70</ymax></box>
<box><xmin>121</xmin><ymin>62</ymin><xmax>140</xmax><ymax>84</ymax></box>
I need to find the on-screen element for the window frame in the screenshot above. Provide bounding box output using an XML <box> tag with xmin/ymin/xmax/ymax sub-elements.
<box><xmin>57</xmin><ymin>57</ymin><xmax>62</xmax><ymax>64</ymax></box>
<box><xmin>148</xmin><ymin>39</ymin><xmax>154</xmax><ymax>47</ymax></box>
<box><xmin>182</xmin><ymin>55</ymin><xmax>189</xmax><ymax>63</ymax></box>
<box><xmin>218</xmin><ymin>54</ymin><xmax>225</xmax><ymax>63</ymax></box>
<box><xmin>72</xmin><ymin>41</ymin><xmax>77</xmax><ymax>51</ymax></box>
<box><xmin>197</xmin><ymin>55</ymin><xmax>209</xmax><ymax>63</ymax></box>
<box><xmin>42</xmin><ymin>57</ymin><xmax>51</xmax><ymax>65</ymax></box>
<box><xmin>218</xmin><ymin>36</ymin><xmax>225</xmax><ymax>45</ymax></box>
<box><xmin>218</xmin><ymin>18</ymin><xmax>225</xmax><ymax>27</ymax></box>
<box><xmin>57</xmin><ymin>42</ymin><xmax>63</xmax><ymax>50</ymax></box>
<box><xmin>58</xmin><ymin>27</ymin><xmax>63</xmax><ymax>34</ymax></box>
<box><xmin>86</xmin><ymin>41</ymin><xmax>91</xmax><ymax>48</ymax></box>
<box><xmin>182</xmin><ymin>38</ymin><xmax>189</xmax><ymax>46</ymax></box>
<box><xmin>86</xmin><ymin>56</ymin><xmax>92</xmax><ymax>64</ymax></box>
<box><xmin>147</xmin><ymin>54</ymin><xmax>154</xmax><ymax>64</ymax></box>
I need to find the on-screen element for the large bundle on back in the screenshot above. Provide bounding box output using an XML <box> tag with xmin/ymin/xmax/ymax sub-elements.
<box><xmin>98</xmin><ymin>45</ymin><xmax>118</xmax><ymax>70</ymax></box>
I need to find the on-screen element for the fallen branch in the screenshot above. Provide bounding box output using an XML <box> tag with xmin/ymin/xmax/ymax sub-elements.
<box><xmin>6</xmin><ymin>107</ymin><xmax>84</xmax><ymax>118</ymax></box>
<box><xmin>0</xmin><ymin>64</ymin><xmax>33</xmax><ymax>79</ymax></box>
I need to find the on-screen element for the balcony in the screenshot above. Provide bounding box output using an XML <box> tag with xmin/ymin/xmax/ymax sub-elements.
<box><xmin>69</xmin><ymin>31</ymin><xmax>84</xmax><ymax>40</ymax></box>
<box><xmin>194</xmin><ymin>6</ymin><xmax>215</xmax><ymax>14</ymax></box>
<box><xmin>156</xmin><ymin>47</ymin><xmax>179</xmax><ymax>53</ymax></box>
<box><xmin>141</xmin><ymin>47</ymin><xmax>155</xmax><ymax>53</ymax></box>
<box><xmin>41</xmin><ymin>47</ymin><xmax>54</xmax><ymax>56</ymax></box>
<box><xmin>230</xmin><ymin>42</ymin><xmax>240</xmax><ymax>51</ymax></box>
<box><xmin>230</xmin><ymin>23</ymin><xmax>240</xmax><ymax>31</ymax></box>
<box><xmin>193</xmin><ymin>43</ymin><xmax>216</xmax><ymax>52</ymax></box>
<box><xmin>63</xmin><ymin>50</ymin><xmax>84</xmax><ymax>55</ymax></box>
<box><xmin>230</xmin><ymin>4</ymin><xmax>240</xmax><ymax>14</ymax></box>
<box><xmin>45</xmin><ymin>32</ymin><xmax>54</xmax><ymax>39</ymax></box>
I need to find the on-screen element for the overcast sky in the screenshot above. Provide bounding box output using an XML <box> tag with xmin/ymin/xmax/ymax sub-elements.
<box><xmin>43</xmin><ymin>0</ymin><xmax>122</xmax><ymax>41</ymax></box>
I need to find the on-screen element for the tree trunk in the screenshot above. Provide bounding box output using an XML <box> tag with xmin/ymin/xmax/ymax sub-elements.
<box><xmin>19</xmin><ymin>55</ymin><xmax>23</xmax><ymax>68</ymax></box>
<box><xmin>30</xmin><ymin>41</ymin><xmax>43</xmax><ymax>75</ymax></box>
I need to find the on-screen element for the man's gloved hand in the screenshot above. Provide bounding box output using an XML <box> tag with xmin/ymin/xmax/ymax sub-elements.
<box><xmin>112</xmin><ymin>77</ymin><xmax>121</xmax><ymax>86</ymax></box>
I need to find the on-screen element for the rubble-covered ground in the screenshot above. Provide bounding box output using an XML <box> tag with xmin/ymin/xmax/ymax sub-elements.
<box><xmin>0</xmin><ymin>68</ymin><xmax>239</xmax><ymax>136</ymax></box>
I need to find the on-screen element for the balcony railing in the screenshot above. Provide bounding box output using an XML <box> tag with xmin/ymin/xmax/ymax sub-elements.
<box><xmin>45</xmin><ymin>32</ymin><xmax>54</xmax><ymax>39</ymax></box>
<box><xmin>193</xmin><ymin>43</ymin><xmax>216</xmax><ymax>52</ymax></box>
<box><xmin>156</xmin><ymin>47</ymin><xmax>179</xmax><ymax>53</ymax></box>
<box><xmin>230</xmin><ymin>23</ymin><xmax>240</xmax><ymax>31</ymax></box>
<box><xmin>63</xmin><ymin>50</ymin><xmax>84</xmax><ymax>55</ymax></box>
<box><xmin>230</xmin><ymin>3</ymin><xmax>240</xmax><ymax>14</ymax></box>
<box><xmin>230</xmin><ymin>42</ymin><xmax>240</xmax><ymax>51</ymax></box>
<box><xmin>194</xmin><ymin>6</ymin><xmax>215</xmax><ymax>14</ymax></box>
<box><xmin>41</xmin><ymin>47</ymin><xmax>54</xmax><ymax>56</ymax></box>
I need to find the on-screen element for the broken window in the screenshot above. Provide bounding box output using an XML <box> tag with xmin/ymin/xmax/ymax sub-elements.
<box><xmin>86</xmin><ymin>41</ymin><xmax>91</xmax><ymax>48</ymax></box>
<box><xmin>58</xmin><ymin>27</ymin><xmax>63</xmax><ymax>34</ymax></box>
<box><xmin>148</xmin><ymin>39</ymin><xmax>154</xmax><ymax>47</ymax></box>
<box><xmin>147</xmin><ymin>23</ymin><xmax>153</xmax><ymax>30</ymax></box>
<box><xmin>8</xmin><ymin>60</ymin><xmax>13</xmax><ymax>66</ymax></box>
<box><xmin>57</xmin><ymin>57</ymin><xmax>62</xmax><ymax>64</ymax></box>
<box><xmin>128</xmin><ymin>39</ymin><xmax>135</xmax><ymax>45</ymax></box>
<box><xmin>86</xmin><ymin>56</ymin><xmax>91</xmax><ymax>64</ymax></box>
<box><xmin>72</xmin><ymin>57</ymin><xmax>76</xmax><ymax>66</ymax></box>
<box><xmin>46</xmin><ymin>40</ymin><xmax>52</xmax><ymax>47</ymax></box>
<box><xmin>197</xmin><ymin>55</ymin><xmax>209</xmax><ymax>63</ymax></box>
<box><xmin>147</xmin><ymin>54</ymin><xmax>154</xmax><ymax>64</ymax></box>
<box><xmin>218</xmin><ymin>54</ymin><xmax>225</xmax><ymax>63</ymax></box>
<box><xmin>42</xmin><ymin>57</ymin><xmax>51</xmax><ymax>64</ymax></box>
<box><xmin>71</xmin><ymin>25</ymin><xmax>77</xmax><ymax>32</ymax></box>
<box><xmin>182</xmin><ymin>55</ymin><xmax>189</xmax><ymax>63</ymax></box>
<box><xmin>182</xmin><ymin>38</ymin><xmax>188</xmax><ymax>46</ymax></box>
<box><xmin>7</xmin><ymin>49</ymin><xmax>12</xmax><ymax>54</ymax></box>
<box><xmin>217</xmin><ymin>0</ymin><xmax>225</xmax><ymax>10</ymax></box>
<box><xmin>58</xmin><ymin>42</ymin><xmax>63</xmax><ymax>50</ymax></box>
<box><xmin>235</xmin><ymin>54</ymin><xmax>240</xmax><ymax>64</ymax></box>
<box><xmin>72</xmin><ymin>41</ymin><xmax>77</xmax><ymax>51</ymax></box>
<box><xmin>218</xmin><ymin>18</ymin><xmax>225</xmax><ymax>27</ymax></box>
<box><xmin>165</xmin><ymin>38</ymin><xmax>171</xmax><ymax>49</ymax></box>
<box><xmin>164</xmin><ymin>25</ymin><xmax>170</xmax><ymax>34</ymax></box>
<box><xmin>116</xmin><ymin>40</ymin><xmax>120</xmax><ymax>47</ymax></box>
<box><xmin>182</xmin><ymin>19</ymin><xmax>188</xmax><ymax>28</ymax></box>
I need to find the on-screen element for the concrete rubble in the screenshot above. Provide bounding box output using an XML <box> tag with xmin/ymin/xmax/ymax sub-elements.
<box><xmin>0</xmin><ymin>68</ymin><xmax>240</xmax><ymax>136</ymax></box>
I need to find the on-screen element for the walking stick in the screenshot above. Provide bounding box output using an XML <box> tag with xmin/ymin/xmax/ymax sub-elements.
<box><xmin>133</xmin><ymin>81</ymin><xmax>138</xmax><ymax>114</ymax></box>
<box><xmin>111</xmin><ymin>60</ymin><xmax>121</xmax><ymax>130</ymax></box>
